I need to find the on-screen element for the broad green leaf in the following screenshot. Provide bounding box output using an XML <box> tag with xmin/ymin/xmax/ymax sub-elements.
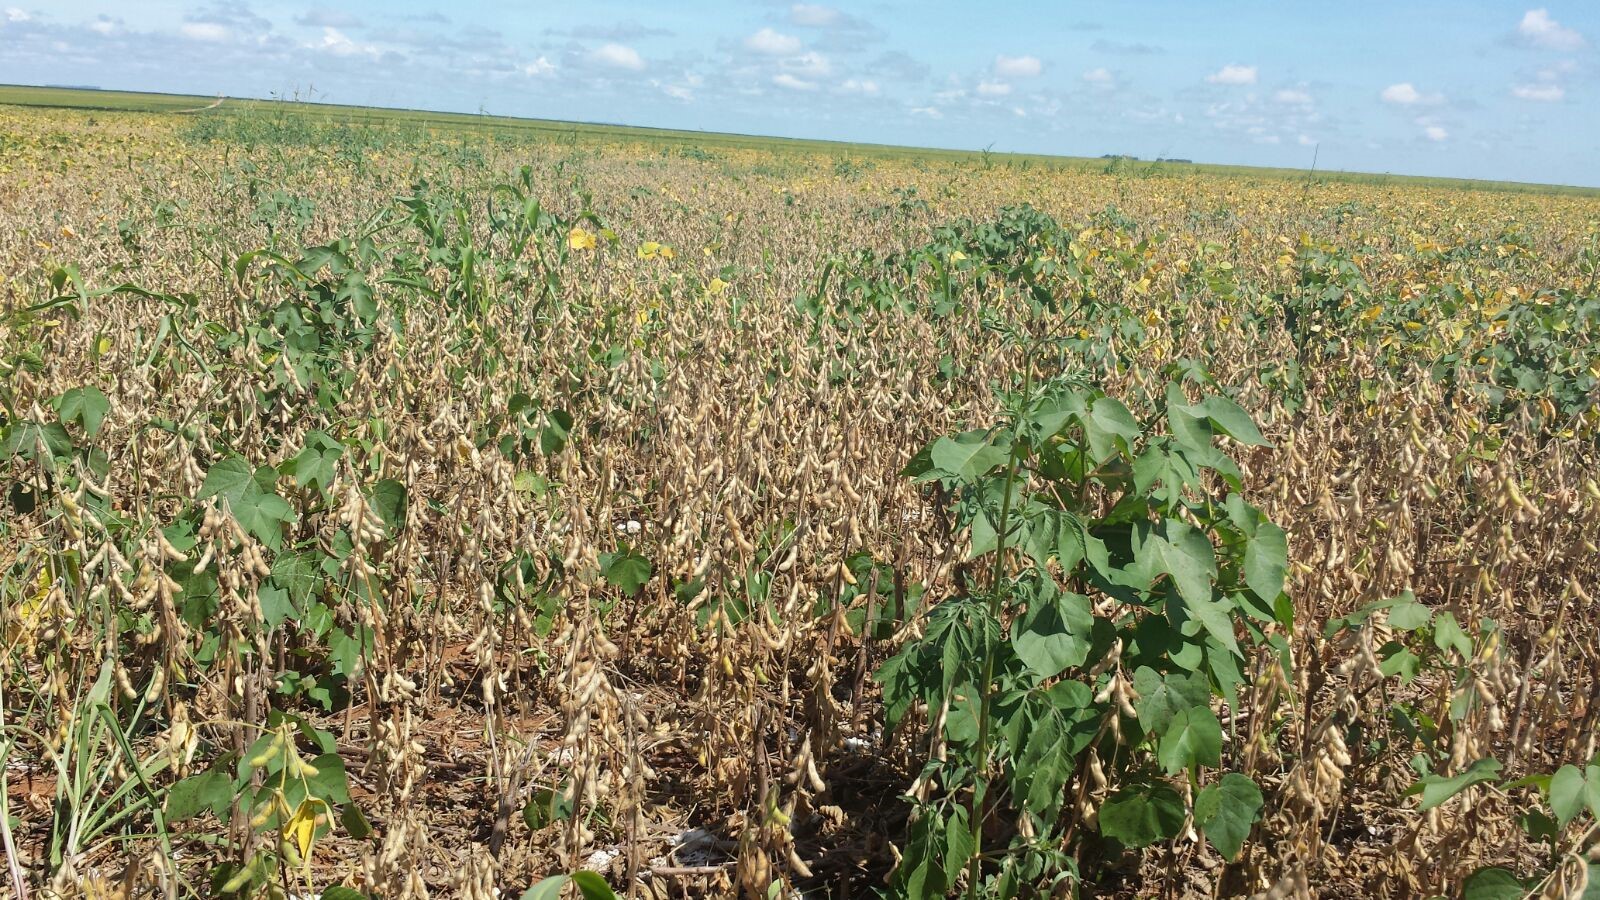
<box><xmin>1169</xmin><ymin>589</ymin><xmax>1240</xmax><ymax>659</ymax></box>
<box><xmin>285</xmin><ymin>433</ymin><xmax>343</xmax><ymax>494</ymax></box>
<box><xmin>1379</xmin><ymin>644</ymin><xmax>1421</xmax><ymax>684</ymax></box>
<box><xmin>1131</xmin><ymin>667</ymin><xmax>1211</xmax><ymax>736</ymax></box>
<box><xmin>240</xmin><ymin>492</ymin><xmax>295</xmax><ymax>550</ymax></box>
<box><xmin>340</xmin><ymin>270</ymin><xmax>377</xmax><ymax>321</ymax></box>
<box><xmin>541</xmin><ymin>409</ymin><xmax>574</xmax><ymax>455</ymax></box>
<box><xmin>1166</xmin><ymin>384</ymin><xmax>1214</xmax><ymax>452</ymax></box>
<box><xmin>306</xmin><ymin>753</ymin><xmax>351</xmax><ymax>805</ymax></box>
<box><xmin>569</xmin><ymin>871</ymin><xmax>618</xmax><ymax>900</ymax></box>
<box><xmin>1194</xmin><ymin>773</ymin><xmax>1262</xmax><ymax>860</ymax></box>
<box><xmin>328</xmin><ymin>627</ymin><xmax>368</xmax><ymax>678</ymax></box>
<box><xmin>340</xmin><ymin>803</ymin><xmax>373</xmax><ymax>840</ymax></box>
<box><xmin>1201</xmin><ymin>395</ymin><xmax>1269</xmax><ymax>447</ymax></box>
<box><xmin>967</xmin><ymin>508</ymin><xmax>999</xmax><ymax>559</ymax></box>
<box><xmin>57</xmin><ymin>386</ymin><xmax>110</xmax><ymax>436</ymax></box>
<box><xmin>199</xmin><ymin>456</ymin><xmax>257</xmax><ymax>507</ymax></box>
<box><xmin>1432</xmin><ymin>611</ymin><xmax>1472</xmax><ymax>658</ymax></box>
<box><xmin>1385</xmin><ymin>591</ymin><xmax>1432</xmax><ymax>631</ymax></box>
<box><xmin>1243</xmin><ymin>523</ymin><xmax>1287</xmax><ymax>601</ymax></box>
<box><xmin>1407</xmin><ymin>757</ymin><xmax>1501</xmax><ymax>811</ymax></box>
<box><xmin>1157</xmin><ymin>706</ymin><xmax>1222</xmax><ymax>775</ymax></box>
<box><xmin>600</xmin><ymin>549</ymin><xmax>652</xmax><ymax>596</ymax></box>
<box><xmin>367</xmin><ymin>479</ymin><xmax>408</xmax><ymax>536</ymax></box>
<box><xmin>199</xmin><ymin>456</ymin><xmax>295</xmax><ymax>549</ymax></box>
<box><xmin>1</xmin><ymin>422</ymin><xmax>74</xmax><ymax>461</ymax></box>
<box><xmin>1549</xmin><ymin>764</ymin><xmax>1600</xmax><ymax>827</ymax></box>
<box><xmin>943</xmin><ymin>805</ymin><xmax>974</xmax><ymax>887</ymax></box>
<box><xmin>1098</xmin><ymin>782</ymin><xmax>1186</xmax><ymax>848</ymax></box>
<box><xmin>258</xmin><ymin>584</ymin><xmax>295</xmax><ymax>630</ymax></box>
<box><xmin>270</xmin><ymin>551</ymin><xmax>322</xmax><ymax>612</ymax></box>
<box><xmin>1160</xmin><ymin>520</ymin><xmax>1219</xmax><ymax>610</ymax></box>
<box><xmin>1010</xmin><ymin>590</ymin><xmax>1093</xmax><ymax>680</ymax></box>
<box><xmin>1089</xmin><ymin>396</ymin><xmax>1139</xmax><ymax>444</ymax></box>
<box><xmin>1461</xmin><ymin>867</ymin><xmax>1527</xmax><ymax>900</ymax></box>
<box><xmin>1517</xmin><ymin>808</ymin><xmax>1558</xmax><ymax>846</ymax></box>
<box><xmin>929</xmin><ymin>431</ymin><xmax>1011</xmax><ymax>482</ymax></box>
<box><xmin>166</xmin><ymin>770</ymin><xmax>234</xmax><ymax>821</ymax></box>
<box><xmin>322</xmin><ymin>887</ymin><xmax>370</xmax><ymax>900</ymax></box>
<box><xmin>520</xmin><ymin>876</ymin><xmax>570</xmax><ymax>900</ymax></box>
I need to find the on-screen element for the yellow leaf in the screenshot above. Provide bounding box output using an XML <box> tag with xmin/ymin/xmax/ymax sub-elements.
<box><xmin>284</xmin><ymin>799</ymin><xmax>318</xmax><ymax>863</ymax></box>
<box><xmin>567</xmin><ymin>228</ymin><xmax>596</xmax><ymax>251</ymax></box>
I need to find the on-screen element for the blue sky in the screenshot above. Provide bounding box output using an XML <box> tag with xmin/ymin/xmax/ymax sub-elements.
<box><xmin>2</xmin><ymin>2</ymin><xmax>1596</xmax><ymax>186</ymax></box>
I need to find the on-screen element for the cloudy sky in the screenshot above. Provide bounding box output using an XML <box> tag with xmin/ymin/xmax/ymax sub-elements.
<box><xmin>3</xmin><ymin>2</ymin><xmax>1596</xmax><ymax>186</ymax></box>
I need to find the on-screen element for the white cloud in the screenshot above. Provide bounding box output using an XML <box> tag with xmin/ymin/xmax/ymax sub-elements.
<box><xmin>1082</xmin><ymin>67</ymin><xmax>1114</xmax><ymax>85</ymax></box>
<box><xmin>297</xmin><ymin>9</ymin><xmax>362</xmax><ymax>29</ymax></box>
<box><xmin>1381</xmin><ymin>82</ymin><xmax>1442</xmax><ymax>105</ymax></box>
<box><xmin>1274</xmin><ymin>88</ymin><xmax>1312</xmax><ymax>105</ymax></box>
<box><xmin>976</xmin><ymin>80</ymin><xmax>1012</xmax><ymax>96</ymax></box>
<box><xmin>523</xmin><ymin>56</ymin><xmax>556</xmax><ymax>77</ymax></box>
<box><xmin>657</xmin><ymin>81</ymin><xmax>693</xmax><ymax>101</ymax></box>
<box><xmin>590</xmin><ymin>43</ymin><xmax>644</xmax><ymax>70</ymax></box>
<box><xmin>746</xmin><ymin>27</ymin><xmax>801</xmax><ymax>55</ymax></box>
<box><xmin>88</xmin><ymin>16</ymin><xmax>119</xmax><ymax>34</ymax></box>
<box><xmin>314</xmin><ymin>27</ymin><xmax>379</xmax><ymax>57</ymax></box>
<box><xmin>654</xmin><ymin>73</ymin><xmax>703</xmax><ymax>100</ymax></box>
<box><xmin>1206</xmin><ymin>64</ymin><xmax>1257</xmax><ymax>85</ymax></box>
<box><xmin>790</xmin><ymin>3</ymin><xmax>839</xmax><ymax>26</ymax></box>
<box><xmin>1298</xmin><ymin>134</ymin><xmax>1317</xmax><ymax>146</ymax></box>
<box><xmin>1518</xmin><ymin>8</ymin><xmax>1586</xmax><ymax>51</ymax></box>
<box><xmin>180</xmin><ymin>22</ymin><xmax>231</xmax><ymax>42</ymax></box>
<box><xmin>1512</xmin><ymin>83</ymin><xmax>1565</xmax><ymax>101</ymax></box>
<box><xmin>773</xmin><ymin>73</ymin><xmax>816</xmax><ymax>91</ymax></box>
<box><xmin>910</xmin><ymin>105</ymin><xmax>943</xmax><ymax>118</ymax></box>
<box><xmin>994</xmin><ymin>54</ymin><xmax>1042</xmax><ymax>78</ymax></box>
<box><xmin>1423</xmin><ymin>124</ymin><xmax>1449</xmax><ymax>141</ymax></box>
<box><xmin>840</xmin><ymin>78</ymin><xmax>879</xmax><ymax>95</ymax></box>
<box><xmin>5</xmin><ymin>7</ymin><xmax>30</xmax><ymax>22</ymax></box>
<box><xmin>783</xmin><ymin>50</ymin><xmax>831</xmax><ymax>78</ymax></box>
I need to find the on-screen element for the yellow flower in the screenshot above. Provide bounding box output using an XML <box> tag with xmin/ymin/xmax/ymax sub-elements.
<box><xmin>568</xmin><ymin>228</ymin><xmax>596</xmax><ymax>251</ymax></box>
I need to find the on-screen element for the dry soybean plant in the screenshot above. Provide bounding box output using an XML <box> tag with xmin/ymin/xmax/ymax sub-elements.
<box><xmin>1</xmin><ymin>104</ymin><xmax>1599</xmax><ymax>899</ymax></box>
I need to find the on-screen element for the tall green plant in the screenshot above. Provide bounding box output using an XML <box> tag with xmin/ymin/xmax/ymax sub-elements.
<box><xmin>882</xmin><ymin>344</ymin><xmax>1286</xmax><ymax>896</ymax></box>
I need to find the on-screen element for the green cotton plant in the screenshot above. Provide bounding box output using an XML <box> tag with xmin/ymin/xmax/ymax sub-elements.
<box><xmin>880</xmin><ymin>341</ymin><xmax>1286</xmax><ymax>896</ymax></box>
